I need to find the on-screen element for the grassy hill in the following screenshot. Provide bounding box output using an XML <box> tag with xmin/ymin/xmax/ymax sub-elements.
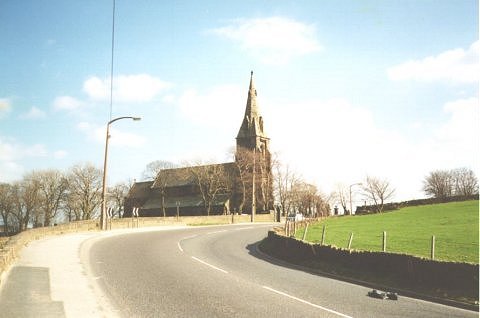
<box><xmin>297</xmin><ymin>200</ymin><xmax>479</xmax><ymax>263</ymax></box>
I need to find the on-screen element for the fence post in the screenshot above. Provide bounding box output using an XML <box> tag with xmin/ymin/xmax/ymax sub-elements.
<box><xmin>431</xmin><ymin>235</ymin><xmax>435</xmax><ymax>260</ymax></box>
<box><xmin>302</xmin><ymin>222</ymin><xmax>309</xmax><ymax>241</ymax></box>
<box><xmin>383</xmin><ymin>231</ymin><xmax>387</xmax><ymax>252</ymax></box>
<box><xmin>321</xmin><ymin>225</ymin><xmax>326</xmax><ymax>246</ymax></box>
<box><xmin>348</xmin><ymin>232</ymin><xmax>354</xmax><ymax>250</ymax></box>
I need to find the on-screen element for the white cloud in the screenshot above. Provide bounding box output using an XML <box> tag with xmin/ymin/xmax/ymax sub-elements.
<box><xmin>21</xmin><ymin>106</ymin><xmax>47</xmax><ymax>119</ymax></box>
<box><xmin>424</xmin><ymin>97</ymin><xmax>480</xmax><ymax>171</ymax></box>
<box><xmin>387</xmin><ymin>40</ymin><xmax>479</xmax><ymax>83</ymax></box>
<box><xmin>260</xmin><ymin>95</ymin><xmax>478</xmax><ymax>202</ymax></box>
<box><xmin>0</xmin><ymin>161</ymin><xmax>24</xmax><ymax>182</ymax></box>
<box><xmin>83</xmin><ymin>74</ymin><xmax>171</xmax><ymax>103</ymax></box>
<box><xmin>53</xmin><ymin>96</ymin><xmax>84</xmax><ymax>111</ymax></box>
<box><xmin>77</xmin><ymin>121</ymin><xmax>146</xmax><ymax>148</ymax></box>
<box><xmin>440</xmin><ymin>97</ymin><xmax>479</xmax><ymax>141</ymax></box>
<box><xmin>23</xmin><ymin>144</ymin><xmax>48</xmax><ymax>157</ymax></box>
<box><xmin>0</xmin><ymin>137</ymin><xmax>49</xmax><ymax>182</ymax></box>
<box><xmin>53</xmin><ymin>150</ymin><xmax>68</xmax><ymax>159</ymax></box>
<box><xmin>0</xmin><ymin>99</ymin><xmax>11</xmax><ymax>117</ymax></box>
<box><xmin>178</xmin><ymin>84</ymin><xmax>244</xmax><ymax>128</ymax></box>
<box><xmin>211</xmin><ymin>17</ymin><xmax>322</xmax><ymax>65</ymax></box>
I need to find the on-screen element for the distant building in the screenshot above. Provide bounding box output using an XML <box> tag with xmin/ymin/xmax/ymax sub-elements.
<box><xmin>124</xmin><ymin>72</ymin><xmax>273</xmax><ymax>217</ymax></box>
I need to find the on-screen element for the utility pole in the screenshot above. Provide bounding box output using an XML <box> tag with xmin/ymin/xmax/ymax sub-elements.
<box><xmin>251</xmin><ymin>147</ymin><xmax>256</xmax><ymax>222</ymax></box>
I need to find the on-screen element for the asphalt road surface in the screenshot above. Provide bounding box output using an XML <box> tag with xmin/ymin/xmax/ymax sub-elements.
<box><xmin>85</xmin><ymin>224</ymin><xmax>477</xmax><ymax>318</ymax></box>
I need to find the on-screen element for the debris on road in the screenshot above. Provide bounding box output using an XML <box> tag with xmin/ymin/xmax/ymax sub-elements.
<box><xmin>387</xmin><ymin>292</ymin><xmax>398</xmax><ymax>300</ymax></box>
<box><xmin>367</xmin><ymin>289</ymin><xmax>398</xmax><ymax>301</ymax></box>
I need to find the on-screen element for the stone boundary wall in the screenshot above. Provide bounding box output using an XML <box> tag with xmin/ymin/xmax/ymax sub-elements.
<box><xmin>0</xmin><ymin>213</ymin><xmax>275</xmax><ymax>284</ymax></box>
<box><xmin>262</xmin><ymin>229</ymin><xmax>478</xmax><ymax>298</ymax></box>
<box><xmin>356</xmin><ymin>196</ymin><xmax>478</xmax><ymax>214</ymax></box>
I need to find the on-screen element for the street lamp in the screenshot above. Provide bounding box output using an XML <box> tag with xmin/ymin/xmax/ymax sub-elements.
<box><xmin>349</xmin><ymin>182</ymin><xmax>363</xmax><ymax>215</ymax></box>
<box><xmin>100</xmin><ymin>116</ymin><xmax>141</xmax><ymax>230</ymax></box>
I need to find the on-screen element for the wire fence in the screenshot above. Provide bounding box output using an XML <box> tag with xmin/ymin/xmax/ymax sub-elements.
<box><xmin>292</xmin><ymin>221</ymin><xmax>478</xmax><ymax>263</ymax></box>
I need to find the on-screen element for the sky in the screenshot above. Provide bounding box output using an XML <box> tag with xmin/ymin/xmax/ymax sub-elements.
<box><xmin>1</xmin><ymin>0</ymin><xmax>478</xmax><ymax>205</ymax></box>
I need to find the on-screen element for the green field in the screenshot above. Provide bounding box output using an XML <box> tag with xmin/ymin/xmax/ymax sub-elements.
<box><xmin>296</xmin><ymin>200</ymin><xmax>479</xmax><ymax>263</ymax></box>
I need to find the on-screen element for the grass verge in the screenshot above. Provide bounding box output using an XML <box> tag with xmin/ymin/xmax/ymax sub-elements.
<box><xmin>296</xmin><ymin>200</ymin><xmax>479</xmax><ymax>263</ymax></box>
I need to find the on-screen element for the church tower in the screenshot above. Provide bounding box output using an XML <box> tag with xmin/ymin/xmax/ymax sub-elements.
<box><xmin>235</xmin><ymin>71</ymin><xmax>273</xmax><ymax>213</ymax></box>
<box><xmin>236</xmin><ymin>71</ymin><xmax>270</xmax><ymax>154</ymax></box>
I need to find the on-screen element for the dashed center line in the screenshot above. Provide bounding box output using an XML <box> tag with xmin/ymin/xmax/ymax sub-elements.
<box><xmin>235</xmin><ymin>226</ymin><xmax>254</xmax><ymax>231</ymax></box>
<box><xmin>207</xmin><ymin>229</ymin><xmax>228</xmax><ymax>235</ymax></box>
<box><xmin>191</xmin><ymin>256</ymin><xmax>229</xmax><ymax>274</ymax></box>
<box><xmin>262</xmin><ymin>286</ymin><xmax>353</xmax><ymax>318</ymax></box>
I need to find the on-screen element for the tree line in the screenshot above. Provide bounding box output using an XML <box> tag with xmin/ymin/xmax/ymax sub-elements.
<box><xmin>334</xmin><ymin>167</ymin><xmax>478</xmax><ymax>215</ymax></box>
<box><xmin>0</xmin><ymin>163</ymin><xmax>131</xmax><ymax>235</ymax></box>
<box><xmin>423</xmin><ymin>167</ymin><xmax>478</xmax><ymax>199</ymax></box>
<box><xmin>1</xmin><ymin>154</ymin><xmax>476</xmax><ymax>235</ymax></box>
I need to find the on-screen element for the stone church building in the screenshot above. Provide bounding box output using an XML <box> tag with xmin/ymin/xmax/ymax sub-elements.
<box><xmin>124</xmin><ymin>72</ymin><xmax>273</xmax><ymax>217</ymax></box>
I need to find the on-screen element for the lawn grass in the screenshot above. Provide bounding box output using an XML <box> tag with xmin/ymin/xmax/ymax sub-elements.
<box><xmin>296</xmin><ymin>200</ymin><xmax>479</xmax><ymax>263</ymax></box>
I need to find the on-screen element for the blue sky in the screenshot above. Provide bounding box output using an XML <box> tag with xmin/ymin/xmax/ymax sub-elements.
<box><xmin>1</xmin><ymin>0</ymin><xmax>478</xmax><ymax>203</ymax></box>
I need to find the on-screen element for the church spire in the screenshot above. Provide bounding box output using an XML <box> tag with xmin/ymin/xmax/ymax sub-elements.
<box><xmin>244</xmin><ymin>70</ymin><xmax>258</xmax><ymax>119</ymax></box>
<box><xmin>236</xmin><ymin>71</ymin><xmax>268</xmax><ymax>147</ymax></box>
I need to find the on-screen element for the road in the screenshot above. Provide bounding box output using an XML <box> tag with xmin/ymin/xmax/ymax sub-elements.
<box><xmin>86</xmin><ymin>224</ymin><xmax>477</xmax><ymax>318</ymax></box>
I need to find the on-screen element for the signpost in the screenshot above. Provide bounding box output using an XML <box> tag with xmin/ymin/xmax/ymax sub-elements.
<box><xmin>132</xmin><ymin>207</ymin><xmax>139</xmax><ymax>228</ymax></box>
<box><xmin>106</xmin><ymin>207</ymin><xmax>114</xmax><ymax>230</ymax></box>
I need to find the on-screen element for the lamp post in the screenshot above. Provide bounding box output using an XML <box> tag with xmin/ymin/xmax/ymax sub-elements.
<box><xmin>100</xmin><ymin>116</ymin><xmax>141</xmax><ymax>230</ymax></box>
<box><xmin>349</xmin><ymin>182</ymin><xmax>362</xmax><ymax>215</ymax></box>
<box><xmin>251</xmin><ymin>147</ymin><xmax>256</xmax><ymax>223</ymax></box>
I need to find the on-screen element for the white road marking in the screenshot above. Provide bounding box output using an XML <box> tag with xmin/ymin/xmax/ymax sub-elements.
<box><xmin>177</xmin><ymin>234</ymin><xmax>198</xmax><ymax>253</ymax></box>
<box><xmin>235</xmin><ymin>226</ymin><xmax>254</xmax><ymax>231</ymax></box>
<box><xmin>207</xmin><ymin>229</ymin><xmax>228</xmax><ymax>235</ymax></box>
<box><xmin>191</xmin><ymin>256</ymin><xmax>229</xmax><ymax>274</ymax></box>
<box><xmin>262</xmin><ymin>286</ymin><xmax>353</xmax><ymax>318</ymax></box>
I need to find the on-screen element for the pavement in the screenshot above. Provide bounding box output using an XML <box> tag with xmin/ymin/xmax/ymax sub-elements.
<box><xmin>0</xmin><ymin>226</ymin><xmax>186</xmax><ymax>318</ymax></box>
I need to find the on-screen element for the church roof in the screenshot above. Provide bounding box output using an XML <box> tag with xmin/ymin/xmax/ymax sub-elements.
<box><xmin>127</xmin><ymin>181</ymin><xmax>154</xmax><ymax>199</ymax></box>
<box><xmin>141</xmin><ymin>193</ymin><xmax>230</xmax><ymax>210</ymax></box>
<box><xmin>236</xmin><ymin>71</ymin><xmax>267</xmax><ymax>140</ymax></box>
<box><xmin>151</xmin><ymin>162</ymin><xmax>236</xmax><ymax>189</ymax></box>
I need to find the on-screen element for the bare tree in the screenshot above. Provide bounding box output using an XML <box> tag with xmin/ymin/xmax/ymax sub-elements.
<box><xmin>10</xmin><ymin>175</ymin><xmax>41</xmax><ymax>231</ymax></box>
<box><xmin>64</xmin><ymin>189</ymin><xmax>81</xmax><ymax>222</ymax></box>
<box><xmin>108</xmin><ymin>180</ymin><xmax>133</xmax><ymax>218</ymax></box>
<box><xmin>142</xmin><ymin>160</ymin><xmax>178</xmax><ymax>181</ymax></box>
<box><xmin>423</xmin><ymin>170</ymin><xmax>453</xmax><ymax>198</ymax></box>
<box><xmin>256</xmin><ymin>148</ymin><xmax>273</xmax><ymax>212</ymax></box>
<box><xmin>232</xmin><ymin>147</ymin><xmax>255</xmax><ymax>213</ymax></box>
<box><xmin>188</xmin><ymin>161</ymin><xmax>229</xmax><ymax>216</ymax></box>
<box><xmin>151</xmin><ymin>162</ymin><xmax>178</xmax><ymax>217</ymax></box>
<box><xmin>0</xmin><ymin>183</ymin><xmax>16</xmax><ymax>235</ymax></box>
<box><xmin>362</xmin><ymin>176</ymin><xmax>395</xmax><ymax>213</ymax></box>
<box><xmin>451</xmin><ymin>167</ymin><xmax>478</xmax><ymax>196</ymax></box>
<box><xmin>34</xmin><ymin>169</ymin><xmax>68</xmax><ymax>226</ymax></box>
<box><xmin>289</xmin><ymin>181</ymin><xmax>323</xmax><ymax>217</ymax></box>
<box><xmin>423</xmin><ymin>167</ymin><xmax>478</xmax><ymax>198</ymax></box>
<box><xmin>272</xmin><ymin>159</ymin><xmax>300</xmax><ymax>217</ymax></box>
<box><xmin>66</xmin><ymin>163</ymin><xmax>102</xmax><ymax>221</ymax></box>
<box><xmin>334</xmin><ymin>184</ymin><xmax>350</xmax><ymax>215</ymax></box>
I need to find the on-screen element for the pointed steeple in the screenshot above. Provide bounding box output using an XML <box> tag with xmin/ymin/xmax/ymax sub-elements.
<box><xmin>245</xmin><ymin>71</ymin><xmax>259</xmax><ymax>119</ymax></box>
<box><xmin>237</xmin><ymin>71</ymin><xmax>267</xmax><ymax>141</ymax></box>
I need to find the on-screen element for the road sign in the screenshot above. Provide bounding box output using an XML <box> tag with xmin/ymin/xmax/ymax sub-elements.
<box><xmin>107</xmin><ymin>207</ymin><xmax>113</xmax><ymax>218</ymax></box>
<box><xmin>132</xmin><ymin>207</ymin><xmax>139</xmax><ymax>217</ymax></box>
